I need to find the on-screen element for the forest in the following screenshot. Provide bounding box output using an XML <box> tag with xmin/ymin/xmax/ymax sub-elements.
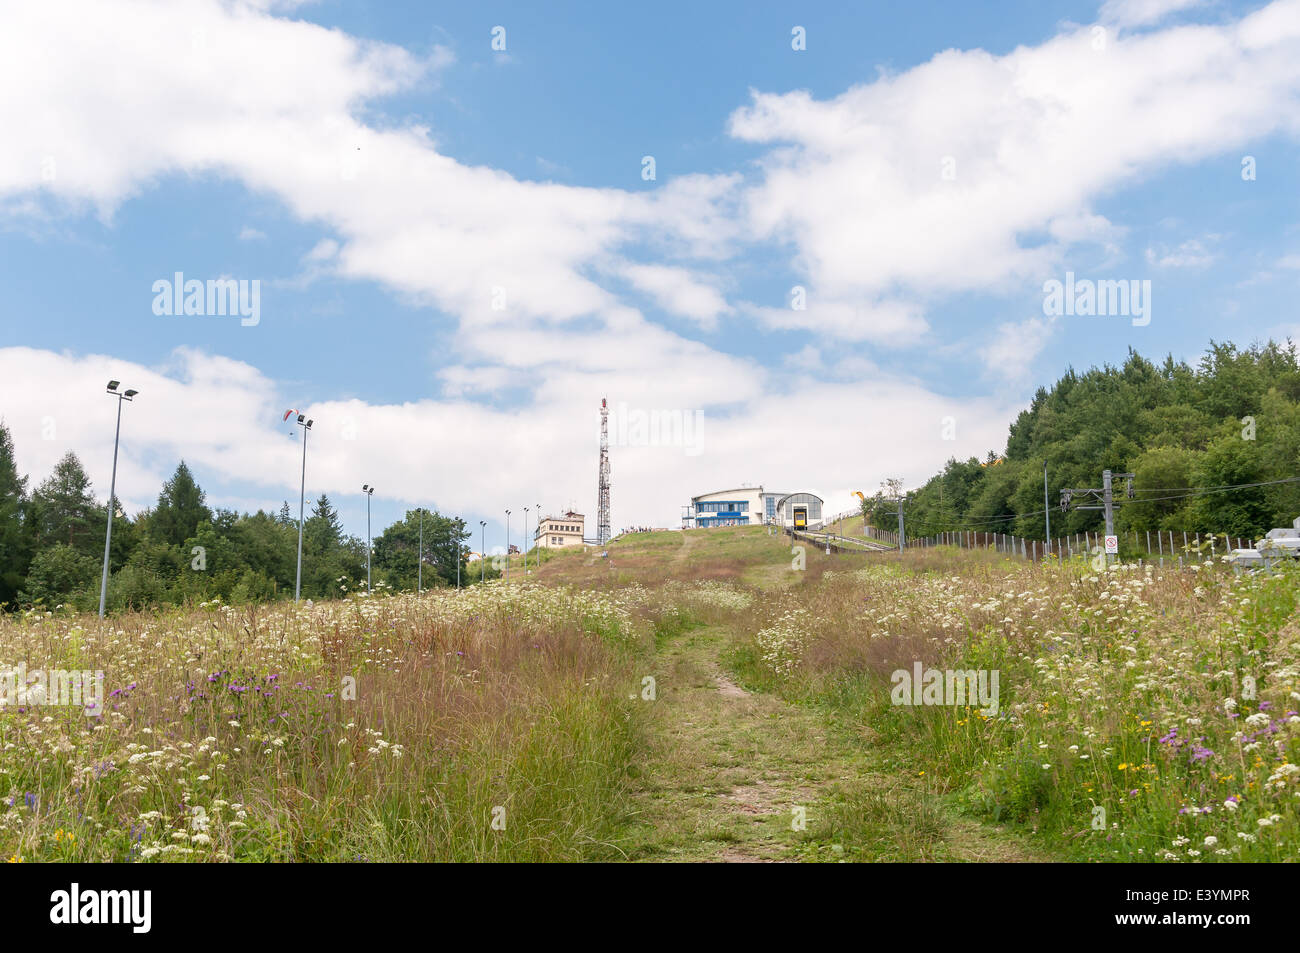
<box><xmin>0</xmin><ymin>432</ymin><xmax>478</xmax><ymax>612</ymax></box>
<box><xmin>864</xmin><ymin>340</ymin><xmax>1300</xmax><ymax>543</ymax></box>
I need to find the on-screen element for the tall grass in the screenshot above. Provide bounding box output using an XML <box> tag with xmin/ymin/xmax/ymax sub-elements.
<box><xmin>0</xmin><ymin>583</ymin><xmax>650</xmax><ymax>862</ymax></box>
<box><xmin>728</xmin><ymin>549</ymin><xmax>1300</xmax><ymax>862</ymax></box>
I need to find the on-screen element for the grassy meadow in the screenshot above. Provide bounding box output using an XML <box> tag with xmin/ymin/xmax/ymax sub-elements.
<box><xmin>2</xmin><ymin>524</ymin><xmax>1297</xmax><ymax>862</ymax></box>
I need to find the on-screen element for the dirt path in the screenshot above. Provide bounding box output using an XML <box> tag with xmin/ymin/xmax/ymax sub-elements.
<box><xmin>624</xmin><ymin>624</ymin><xmax>1051</xmax><ymax>863</ymax></box>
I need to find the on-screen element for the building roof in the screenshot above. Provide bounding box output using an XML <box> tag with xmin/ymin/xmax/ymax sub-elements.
<box><xmin>692</xmin><ymin>487</ymin><xmax>764</xmax><ymax>502</ymax></box>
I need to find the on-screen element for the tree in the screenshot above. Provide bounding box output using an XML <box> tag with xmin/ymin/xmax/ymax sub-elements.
<box><xmin>20</xmin><ymin>543</ymin><xmax>98</xmax><ymax>606</ymax></box>
<box><xmin>152</xmin><ymin>461</ymin><xmax>212</xmax><ymax>547</ymax></box>
<box><xmin>0</xmin><ymin>422</ymin><xmax>30</xmax><ymax>605</ymax></box>
<box><xmin>31</xmin><ymin>452</ymin><xmax>100</xmax><ymax>555</ymax></box>
<box><xmin>305</xmin><ymin>494</ymin><xmax>343</xmax><ymax>554</ymax></box>
<box><xmin>373</xmin><ymin>509</ymin><xmax>469</xmax><ymax>590</ymax></box>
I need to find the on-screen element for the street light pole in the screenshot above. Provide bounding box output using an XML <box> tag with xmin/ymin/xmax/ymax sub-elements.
<box><xmin>505</xmin><ymin>509</ymin><xmax>511</xmax><ymax>583</ymax></box>
<box><xmin>293</xmin><ymin>413</ymin><xmax>313</xmax><ymax>602</ymax></box>
<box><xmin>456</xmin><ymin>519</ymin><xmax>461</xmax><ymax>589</ymax></box>
<box><xmin>99</xmin><ymin>380</ymin><xmax>137</xmax><ymax>617</ymax></box>
<box><xmin>479</xmin><ymin>520</ymin><xmax>487</xmax><ymax>583</ymax></box>
<box><xmin>524</xmin><ymin>506</ymin><xmax>530</xmax><ymax>574</ymax></box>
<box><xmin>417</xmin><ymin>506</ymin><xmax>423</xmax><ymax>593</ymax></box>
<box><xmin>362</xmin><ymin>484</ymin><xmax>375</xmax><ymax>591</ymax></box>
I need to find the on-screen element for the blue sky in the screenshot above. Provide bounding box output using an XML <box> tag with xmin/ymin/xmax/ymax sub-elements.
<box><xmin>2</xmin><ymin>0</ymin><xmax>1299</xmax><ymax>546</ymax></box>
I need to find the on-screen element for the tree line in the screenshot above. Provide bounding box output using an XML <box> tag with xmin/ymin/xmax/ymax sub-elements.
<box><xmin>0</xmin><ymin>427</ymin><xmax>487</xmax><ymax>612</ymax></box>
<box><xmin>864</xmin><ymin>340</ymin><xmax>1300</xmax><ymax>543</ymax></box>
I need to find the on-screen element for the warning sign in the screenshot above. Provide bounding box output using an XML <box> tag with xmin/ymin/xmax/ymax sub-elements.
<box><xmin>1104</xmin><ymin>535</ymin><xmax>1118</xmax><ymax>554</ymax></box>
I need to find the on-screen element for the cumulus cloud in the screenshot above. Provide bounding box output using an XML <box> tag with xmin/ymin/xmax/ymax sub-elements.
<box><xmin>619</xmin><ymin>263</ymin><xmax>731</xmax><ymax>328</ymax></box>
<box><xmin>979</xmin><ymin>317</ymin><xmax>1055</xmax><ymax>382</ymax></box>
<box><xmin>0</xmin><ymin>346</ymin><xmax>1016</xmax><ymax>527</ymax></box>
<box><xmin>6</xmin><ymin>0</ymin><xmax>1300</xmax><ymax>527</ymax></box>
<box><xmin>1100</xmin><ymin>0</ymin><xmax>1207</xmax><ymax>29</ymax></box>
<box><xmin>728</xmin><ymin>1</ymin><xmax>1300</xmax><ymax>340</ymax></box>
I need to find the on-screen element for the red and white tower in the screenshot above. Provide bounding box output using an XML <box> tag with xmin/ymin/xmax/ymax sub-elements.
<box><xmin>597</xmin><ymin>397</ymin><xmax>611</xmax><ymax>545</ymax></box>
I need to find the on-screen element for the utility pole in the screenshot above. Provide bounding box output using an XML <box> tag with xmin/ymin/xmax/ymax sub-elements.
<box><xmin>479</xmin><ymin>520</ymin><xmax>487</xmax><ymax>583</ymax></box>
<box><xmin>897</xmin><ymin>497</ymin><xmax>904</xmax><ymax>553</ymax></box>
<box><xmin>417</xmin><ymin>507</ymin><xmax>423</xmax><ymax>593</ymax></box>
<box><xmin>1061</xmin><ymin>469</ymin><xmax>1134</xmax><ymax>565</ymax></box>
<box><xmin>1102</xmin><ymin>469</ymin><xmax>1114</xmax><ymax>540</ymax></box>
<box><xmin>1043</xmin><ymin>461</ymin><xmax>1051</xmax><ymax>556</ymax></box>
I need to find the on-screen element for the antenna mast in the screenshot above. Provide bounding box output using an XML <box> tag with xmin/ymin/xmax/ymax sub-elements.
<box><xmin>597</xmin><ymin>397</ymin><xmax>611</xmax><ymax>545</ymax></box>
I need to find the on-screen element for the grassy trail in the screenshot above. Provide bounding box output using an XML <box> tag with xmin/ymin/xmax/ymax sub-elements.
<box><xmin>621</xmin><ymin>536</ymin><xmax>1050</xmax><ymax>862</ymax></box>
<box><xmin>531</xmin><ymin>527</ymin><xmax>1054</xmax><ymax>861</ymax></box>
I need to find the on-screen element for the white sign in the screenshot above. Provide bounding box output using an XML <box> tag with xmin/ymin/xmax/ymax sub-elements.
<box><xmin>1104</xmin><ymin>535</ymin><xmax>1118</xmax><ymax>554</ymax></box>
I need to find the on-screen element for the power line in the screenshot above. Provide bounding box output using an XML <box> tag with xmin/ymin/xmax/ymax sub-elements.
<box><xmin>870</xmin><ymin>474</ymin><xmax>1300</xmax><ymax>536</ymax></box>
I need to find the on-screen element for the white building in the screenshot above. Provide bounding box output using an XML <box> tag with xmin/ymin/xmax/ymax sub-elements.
<box><xmin>536</xmin><ymin>511</ymin><xmax>586</xmax><ymax>549</ymax></box>
<box><xmin>682</xmin><ymin>486</ymin><xmax>823</xmax><ymax>529</ymax></box>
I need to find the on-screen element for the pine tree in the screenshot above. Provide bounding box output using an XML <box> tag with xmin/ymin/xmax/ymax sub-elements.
<box><xmin>305</xmin><ymin>494</ymin><xmax>343</xmax><ymax>552</ymax></box>
<box><xmin>277</xmin><ymin>501</ymin><xmax>293</xmax><ymax>525</ymax></box>
<box><xmin>152</xmin><ymin>461</ymin><xmax>213</xmax><ymax>547</ymax></box>
<box><xmin>32</xmin><ymin>452</ymin><xmax>98</xmax><ymax>554</ymax></box>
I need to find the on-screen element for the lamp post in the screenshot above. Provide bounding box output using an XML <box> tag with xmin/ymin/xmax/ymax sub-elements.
<box><xmin>417</xmin><ymin>506</ymin><xmax>424</xmax><ymax>593</ymax></box>
<box><xmin>479</xmin><ymin>520</ymin><xmax>487</xmax><ymax>583</ymax></box>
<box><xmin>362</xmin><ymin>484</ymin><xmax>375</xmax><ymax>592</ymax></box>
<box><xmin>505</xmin><ymin>509</ymin><xmax>511</xmax><ymax>583</ymax></box>
<box><xmin>98</xmin><ymin>380</ymin><xmax>137</xmax><ymax>617</ymax></box>
<box><xmin>524</xmin><ymin>506</ymin><xmax>530</xmax><ymax>574</ymax></box>
<box><xmin>455</xmin><ymin>519</ymin><xmax>461</xmax><ymax>589</ymax></box>
<box><xmin>536</xmin><ymin>502</ymin><xmax>541</xmax><ymax>566</ymax></box>
<box><xmin>293</xmin><ymin>414</ymin><xmax>313</xmax><ymax>602</ymax></box>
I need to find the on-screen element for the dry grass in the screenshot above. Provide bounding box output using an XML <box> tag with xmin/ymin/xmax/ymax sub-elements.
<box><xmin>0</xmin><ymin>584</ymin><xmax>650</xmax><ymax>862</ymax></box>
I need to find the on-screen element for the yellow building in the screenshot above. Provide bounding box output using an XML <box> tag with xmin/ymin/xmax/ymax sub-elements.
<box><xmin>536</xmin><ymin>511</ymin><xmax>585</xmax><ymax>549</ymax></box>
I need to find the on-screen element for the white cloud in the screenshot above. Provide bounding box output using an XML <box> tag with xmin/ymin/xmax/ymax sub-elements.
<box><xmin>619</xmin><ymin>263</ymin><xmax>730</xmax><ymax>328</ymax></box>
<box><xmin>238</xmin><ymin>226</ymin><xmax>267</xmax><ymax>241</ymax></box>
<box><xmin>6</xmin><ymin>0</ymin><xmax>1300</xmax><ymax>531</ymax></box>
<box><xmin>0</xmin><ymin>345</ymin><xmax>1017</xmax><ymax>529</ymax></box>
<box><xmin>1145</xmin><ymin>238</ymin><xmax>1217</xmax><ymax>267</ymax></box>
<box><xmin>978</xmin><ymin>317</ymin><xmax>1055</xmax><ymax>380</ymax></box>
<box><xmin>727</xmin><ymin>1</ymin><xmax>1300</xmax><ymax>339</ymax></box>
<box><xmin>1100</xmin><ymin>0</ymin><xmax>1207</xmax><ymax>29</ymax></box>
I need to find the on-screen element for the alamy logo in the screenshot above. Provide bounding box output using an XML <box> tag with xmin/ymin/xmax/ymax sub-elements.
<box><xmin>610</xmin><ymin>402</ymin><xmax>704</xmax><ymax>456</ymax></box>
<box><xmin>50</xmin><ymin>883</ymin><xmax>151</xmax><ymax>933</ymax></box>
<box><xmin>890</xmin><ymin>662</ymin><xmax>999</xmax><ymax>716</ymax></box>
<box><xmin>1042</xmin><ymin>271</ymin><xmax>1150</xmax><ymax>327</ymax></box>
<box><xmin>152</xmin><ymin>272</ymin><xmax>260</xmax><ymax>326</ymax></box>
<box><xmin>0</xmin><ymin>663</ymin><xmax>103</xmax><ymax>716</ymax></box>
